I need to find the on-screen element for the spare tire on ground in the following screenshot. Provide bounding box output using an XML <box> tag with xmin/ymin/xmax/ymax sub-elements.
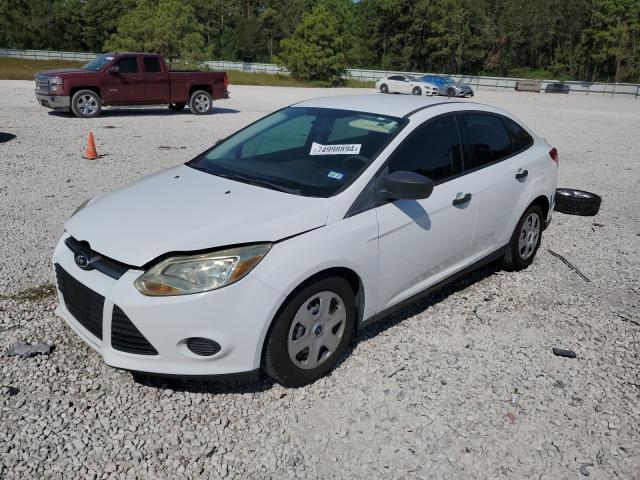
<box><xmin>554</xmin><ymin>188</ymin><xmax>601</xmax><ymax>216</ymax></box>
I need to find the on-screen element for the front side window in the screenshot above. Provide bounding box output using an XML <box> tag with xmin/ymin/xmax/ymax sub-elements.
<box><xmin>386</xmin><ymin>115</ymin><xmax>463</xmax><ymax>183</ymax></box>
<box><xmin>188</xmin><ymin>107</ymin><xmax>406</xmax><ymax>197</ymax></box>
<box><xmin>115</xmin><ymin>57</ymin><xmax>139</xmax><ymax>74</ymax></box>
<box><xmin>461</xmin><ymin>113</ymin><xmax>513</xmax><ymax>169</ymax></box>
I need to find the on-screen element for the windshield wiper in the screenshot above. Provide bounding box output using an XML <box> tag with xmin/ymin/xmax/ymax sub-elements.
<box><xmin>217</xmin><ymin>172</ymin><xmax>302</xmax><ymax>195</ymax></box>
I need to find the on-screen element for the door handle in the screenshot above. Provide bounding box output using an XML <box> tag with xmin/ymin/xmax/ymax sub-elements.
<box><xmin>515</xmin><ymin>168</ymin><xmax>528</xmax><ymax>180</ymax></box>
<box><xmin>452</xmin><ymin>192</ymin><xmax>472</xmax><ymax>206</ymax></box>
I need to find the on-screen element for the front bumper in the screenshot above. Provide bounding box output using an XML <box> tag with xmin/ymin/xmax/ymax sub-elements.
<box><xmin>52</xmin><ymin>234</ymin><xmax>284</xmax><ymax>377</ymax></box>
<box><xmin>35</xmin><ymin>93</ymin><xmax>70</xmax><ymax>111</ymax></box>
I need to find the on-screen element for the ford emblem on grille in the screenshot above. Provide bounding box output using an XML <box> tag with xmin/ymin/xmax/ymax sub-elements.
<box><xmin>74</xmin><ymin>251</ymin><xmax>91</xmax><ymax>269</ymax></box>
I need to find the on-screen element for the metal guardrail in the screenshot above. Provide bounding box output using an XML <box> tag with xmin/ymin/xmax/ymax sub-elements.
<box><xmin>2</xmin><ymin>48</ymin><xmax>639</xmax><ymax>98</ymax></box>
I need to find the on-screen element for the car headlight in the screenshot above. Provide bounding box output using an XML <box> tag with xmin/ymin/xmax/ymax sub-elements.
<box><xmin>134</xmin><ymin>243</ymin><xmax>272</xmax><ymax>296</ymax></box>
<box><xmin>49</xmin><ymin>76</ymin><xmax>63</xmax><ymax>93</ymax></box>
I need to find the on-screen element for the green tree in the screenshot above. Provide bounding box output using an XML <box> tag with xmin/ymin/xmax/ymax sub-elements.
<box><xmin>104</xmin><ymin>0</ymin><xmax>208</xmax><ymax>62</ymax></box>
<box><xmin>277</xmin><ymin>0</ymin><xmax>356</xmax><ymax>84</ymax></box>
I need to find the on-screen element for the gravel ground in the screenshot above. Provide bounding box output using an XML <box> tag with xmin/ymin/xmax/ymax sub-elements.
<box><xmin>1</xmin><ymin>81</ymin><xmax>639</xmax><ymax>479</ymax></box>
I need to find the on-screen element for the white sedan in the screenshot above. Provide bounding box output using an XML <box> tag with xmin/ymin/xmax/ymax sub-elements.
<box><xmin>376</xmin><ymin>74</ymin><xmax>438</xmax><ymax>96</ymax></box>
<box><xmin>53</xmin><ymin>95</ymin><xmax>558</xmax><ymax>387</ymax></box>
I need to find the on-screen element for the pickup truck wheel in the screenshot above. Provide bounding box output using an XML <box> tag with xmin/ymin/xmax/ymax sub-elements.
<box><xmin>189</xmin><ymin>90</ymin><xmax>212</xmax><ymax>115</ymax></box>
<box><xmin>168</xmin><ymin>102</ymin><xmax>185</xmax><ymax>111</ymax></box>
<box><xmin>71</xmin><ymin>90</ymin><xmax>101</xmax><ymax>118</ymax></box>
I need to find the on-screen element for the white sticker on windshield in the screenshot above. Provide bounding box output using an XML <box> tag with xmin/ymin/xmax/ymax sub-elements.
<box><xmin>310</xmin><ymin>142</ymin><xmax>361</xmax><ymax>156</ymax></box>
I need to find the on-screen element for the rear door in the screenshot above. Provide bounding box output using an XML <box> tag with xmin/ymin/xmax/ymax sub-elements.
<box><xmin>387</xmin><ymin>75</ymin><xmax>404</xmax><ymax>93</ymax></box>
<box><xmin>101</xmin><ymin>56</ymin><xmax>144</xmax><ymax>104</ymax></box>
<box><xmin>375</xmin><ymin>113</ymin><xmax>477</xmax><ymax>311</ymax></box>
<box><xmin>459</xmin><ymin>112</ymin><xmax>535</xmax><ymax>257</ymax></box>
<box><xmin>139</xmin><ymin>56</ymin><xmax>170</xmax><ymax>104</ymax></box>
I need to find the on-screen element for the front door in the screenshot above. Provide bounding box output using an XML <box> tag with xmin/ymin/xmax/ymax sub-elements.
<box><xmin>101</xmin><ymin>56</ymin><xmax>144</xmax><ymax>104</ymax></box>
<box><xmin>375</xmin><ymin>113</ymin><xmax>477</xmax><ymax>311</ymax></box>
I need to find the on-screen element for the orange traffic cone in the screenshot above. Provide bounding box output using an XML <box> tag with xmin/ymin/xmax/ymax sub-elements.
<box><xmin>83</xmin><ymin>131</ymin><xmax>98</xmax><ymax>159</ymax></box>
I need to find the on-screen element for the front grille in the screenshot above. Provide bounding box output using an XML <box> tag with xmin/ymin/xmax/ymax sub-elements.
<box><xmin>35</xmin><ymin>75</ymin><xmax>49</xmax><ymax>94</ymax></box>
<box><xmin>111</xmin><ymin>306</ymin><xmax>158</xmax><ymax>355</ymax></box>
<box><xmin>55</xmin><ymin>264</ymin><xmax>104</xmax><ymax>339</ymax></box>
<box><xmin>64</xmin><ymin>237</ymin><xmax>129</xmax><ymax>280</ymax></box>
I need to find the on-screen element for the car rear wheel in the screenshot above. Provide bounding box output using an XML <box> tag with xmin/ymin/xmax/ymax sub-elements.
<box><xmin>168</xmin><ymin>102</ymin><xmax>185</xmax><ymax>111</ymax></box>
<box><xmin>412</xmin><ymin>86</ymin><xmax>422</xmax><ymax>96</ymax></box>
<box><xmin>503</xmin><ymin>204</ymin><xmax>543</xmax><ymax>271</ymax></box>
<box><xmin>71</xmin><ymin>90</ymin><xmax>101</xmax><ymax>118</ymax></box>
<box><xmin>263</xmin><ymin>277</ymin><xmax>356</xmax><ymax>387</ymax></box>
<box><xmin>188</xmin><ymin>90</ymin><xmax>212</xmax><ymax>114</ymax></box>
<box><xmin>380</xmin><ymin>84</ymin><xmax>389</xmax><ymax>94</ymax></box>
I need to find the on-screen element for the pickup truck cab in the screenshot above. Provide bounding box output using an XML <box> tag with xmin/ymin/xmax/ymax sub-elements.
<box><xmin>35</xmin><ymin>52</ymin><xmax>229</xmax><ymax>118</ymax></box>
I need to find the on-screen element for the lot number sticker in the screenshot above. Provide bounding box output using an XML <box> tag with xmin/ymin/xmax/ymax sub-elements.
<box><xmin>310</xmin><ymin>142</ymin><xmax>361</xmax><ymax>156</ymax></box>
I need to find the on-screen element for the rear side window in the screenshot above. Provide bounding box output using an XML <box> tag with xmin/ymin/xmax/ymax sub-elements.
<box><xmin>461</xmin><ymin>113</ymin><xmax>513</xmax><ymax>169</ymax></box>
<box><xmin>503</xmin><ymin>117</ymin><xmax>534</xmax><ymax>152</ymax></box>
<box><xmin>143</xmin><ymin>57</ymin><xmax>161</xmax><ymax>73</ymax></box>
<box><xmin>115</xmin><ymin>57</ymin><xmax>138</xmax><ymax>74</ymax></box>
<box><xmin>389</xmin><ymin>75</ymin><xmax>404</xmax><ymax>81</ymax></box>
<box><xmin>387</xmin><ymin>114</ymin><xmax>463</xmax><ymax>183</ymax></box>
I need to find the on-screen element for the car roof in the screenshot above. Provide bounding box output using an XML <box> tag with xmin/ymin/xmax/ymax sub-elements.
<box><xmin>293</xmin><ymin>95</ymin><xmax>480</xmax><ymax>118</ymax></box>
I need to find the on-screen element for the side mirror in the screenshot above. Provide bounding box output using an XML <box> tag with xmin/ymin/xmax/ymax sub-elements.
<box><xmin>404</xmin><ymin>79</ymin><xmax>410</xmax><ymax>82</ymax></box>
<box><xmin>379</xmin><ymin>171</ymin><xmax>434</xmax><ymax>201</ymax></box>
<box><xmin>107</xmin><ymin>66</ymin><xmax>119</xmax><ymax>75</ymax></box>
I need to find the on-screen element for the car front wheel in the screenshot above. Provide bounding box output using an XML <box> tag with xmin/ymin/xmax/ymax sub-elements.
<box><xmin>71</xmin><ymin>89</ymin><xmax>102</xmax><ymax>118</ymax></box>
<box><xmin>503</xmin><ymin>204</ymin><xmax>544</xmax><ymax>271</ymax></box>
<box><xmin>412</xmin><ymin>86</ymin><xmax>422</xmax><ymax>95</ymax></box>
<box><xmin>263</xmin><ymin>277</ymin><xmax>356</xmax><ymax>387</ymax></box>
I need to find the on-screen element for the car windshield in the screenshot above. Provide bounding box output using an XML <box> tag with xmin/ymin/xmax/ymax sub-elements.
<box><xmin>406</xmin><ymin>75</ymin><xmax>420</xmax><ymax>81</ymax></box>
<box><xmin>443</xmin><ymin>77</ymin><xmax>456</xmax><ymax>84</ymax></box>
<box><xmin>188</xmin><ymin>107</ymin><xmax>406</xmax><ymax>197</ymax></box>
<box><xmin>82</xmin><ymin>53</ymin><xmax>114</xmax><ymax>71</ymax></box>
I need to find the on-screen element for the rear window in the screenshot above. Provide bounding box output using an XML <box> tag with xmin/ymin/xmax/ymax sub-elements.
<box><xmin>461</xmin><ymin>113</ymin><xmax>513</xmax><ymax>169</ymax></box>
<box><xmin>143</xmin><ymin>57</ymin><xmax>162</xmax><ymax>73</ymax></box>
<box><xmin>188</xmin><ymin>107</ymin><xmax>407</xmax><ymax>197</ymax></box>
<box><xmin>504</xmin><ymin>117</ymin><xmax>534</xmax><ymax>152</ymax></box>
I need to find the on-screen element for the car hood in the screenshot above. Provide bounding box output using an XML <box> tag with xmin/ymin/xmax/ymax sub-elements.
<box><xmin>65</xmin><ymin>165</ymin><xmax>330</xmax><ymax>267</ymax></box>
<box><xmin>37</xmin><ymin>68</ymin><xmax>89</xmax><ymax>76</ymax></box>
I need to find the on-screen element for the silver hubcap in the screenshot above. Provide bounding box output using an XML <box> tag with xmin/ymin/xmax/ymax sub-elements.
<box><xmin>558</xmin><ymin>189</ymin><xmax>591</xmax><ymax>198</ymax></box>
<box><xmin>519</xmin><ymin>212</ymin><xmax>540</xmax><ymax>260</ymax></box>
<box><xmin>77</xmin><ymin>95</ymin><xmax>97</xmax><ymax>115</ymax></box>
<box><xmin>287</xmin><ymin>291</ymin><xmax>346</xmax><ymax>370</ymax></box>
<box><xmin>193</xmin><ymin>94</ymin><xmax>210</xmax><ymax>112</ymax></box>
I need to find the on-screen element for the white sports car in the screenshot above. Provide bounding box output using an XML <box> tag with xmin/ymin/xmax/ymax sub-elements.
<box><xmin>376</xmin><ymin>74</ymin><xmax>438</xmax><ymax>96</ymax></box>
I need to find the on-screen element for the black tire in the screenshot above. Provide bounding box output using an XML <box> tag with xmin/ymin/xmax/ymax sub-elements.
<box><xmin>263</xmin><ymin>277</ymin><xmax>356</xmax><ymax>387</ymax></box>
<box><xmin>380</xmin><ymin>84</ymin><xmax>389</xmax><ymax>94</ymax></box>
<box><xmin>188</xmin><ymin>90</ymin><xmax>212</xmax><ymax>115</ymax></box>
<box><xmin>446</xmin><ymin>87</ymin><xmax>456</xmax><ymax>97</ymax></box>
<box><xmin>70</xmin><ymin>89</ymin><xmax>101</xmax><ymax>118</ymax></box>
<box><xmin>503</xmin><ymin>204</ymin><xmax>544</xmax><ymax>271</ymax></box>
<box><xmin>168</xmin><ymin>102</ymin><xmax>185</xmax><ymax>111</ymax></box>
<box><xmin>412</xmin><ymin>86</ymin><xmax>422</xmax><ymax>95</ymax></box>
<box><xmin>554</xmin><ymin>188</ymin><xmax>601</xmax><ymax>216</ymax></box>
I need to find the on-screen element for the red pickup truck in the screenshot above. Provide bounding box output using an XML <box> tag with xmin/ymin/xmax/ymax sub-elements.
<box><xmin>35</xmin><ymin>52</ymin><xmax>229</xmax><ymax>118</ymax></box>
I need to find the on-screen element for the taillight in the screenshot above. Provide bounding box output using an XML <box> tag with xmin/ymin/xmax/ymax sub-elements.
<box><xmin>223</xmin><ymin>73</ymin><xmax>229</xmax><ymax>89</ymax></box>
<box><xmin>549</xmin><ymin>147</ymin><xmax>559</xmax><ymax>164</ymax></box>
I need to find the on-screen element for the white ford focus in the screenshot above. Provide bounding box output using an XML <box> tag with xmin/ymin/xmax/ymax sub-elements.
<box><xmin>53</xmin><ymin>95</ymin><xmax>558</xmax><ymax>387</ymax></box>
